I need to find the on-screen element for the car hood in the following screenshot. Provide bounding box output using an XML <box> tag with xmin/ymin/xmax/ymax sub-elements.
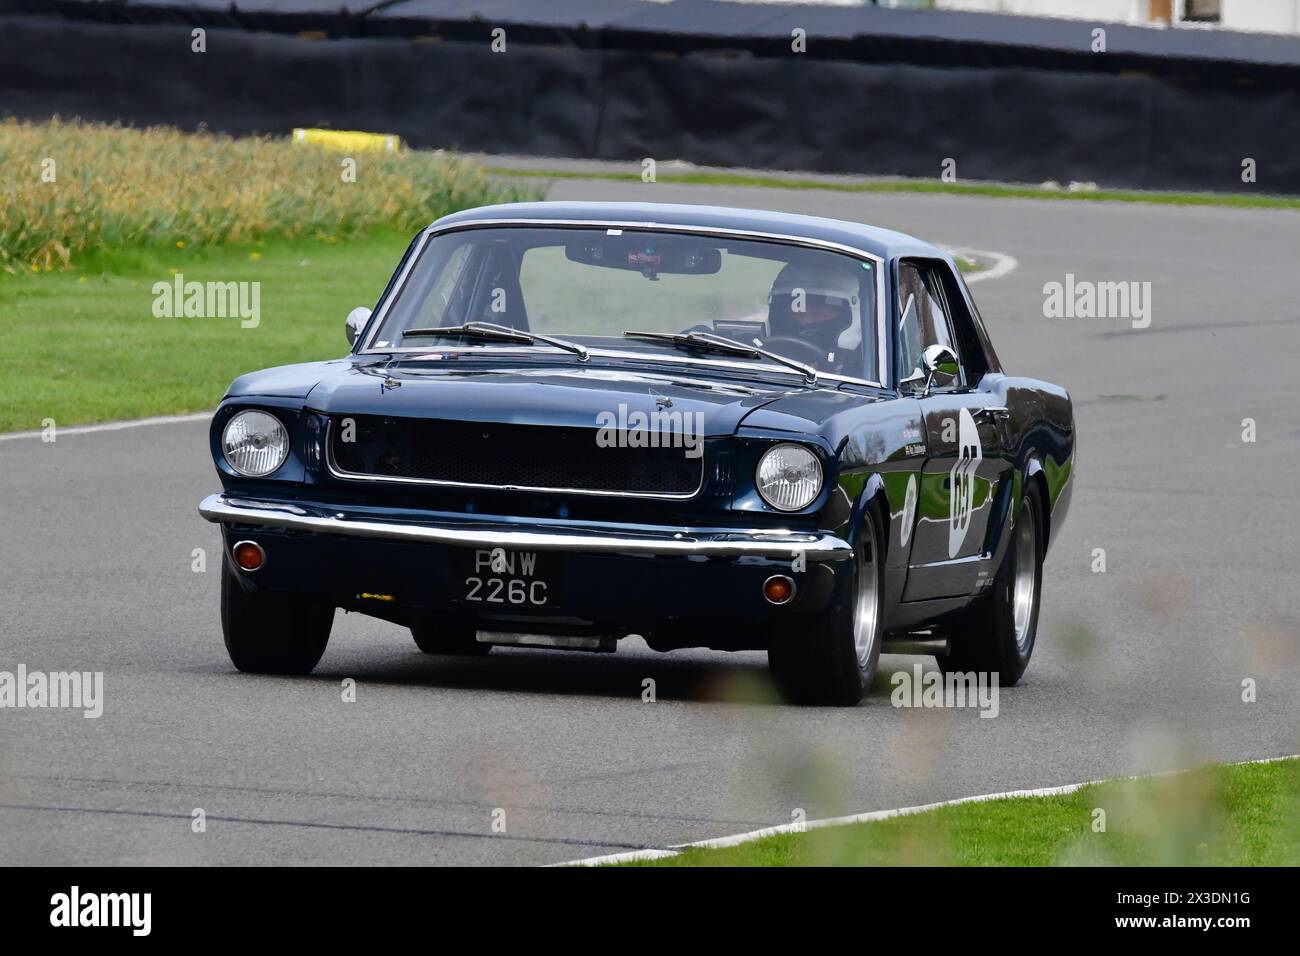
<box><xmin>232</xmin><ymin>359</ymin><xmax>824</xmax><ymax>436</ymax></box>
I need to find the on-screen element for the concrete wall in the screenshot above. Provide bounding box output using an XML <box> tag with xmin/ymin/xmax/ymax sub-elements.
<box><xmin>1221</xmin><ymin>0</ymin><xmax>1300</xmax><ymax>33</ymax></box>
<box><xmin>934</xmin><ymin>0</ymin><xmax>1300</xmax><ymax>34</ymax></box>
<box><xmin>936</xmin><ymin>0</ymin><xmax>1146</xmax><ymax>22</ymax></box>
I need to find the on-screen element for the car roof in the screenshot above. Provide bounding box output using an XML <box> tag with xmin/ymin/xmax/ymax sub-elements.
<box><xmin>429</xmin><ymin>201</ymin><xmax>947</xmax><ymax>262</ymax></box>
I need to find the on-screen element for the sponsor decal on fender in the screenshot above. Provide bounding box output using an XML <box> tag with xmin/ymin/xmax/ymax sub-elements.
<box><xmin>900</xmin><ymin>474</ymin><xmax>918</xmax><ymax>548</ymax></box>
<box><xmin>948</xmin><ymin>408</ymin><xmax>982</xmax><ymax>558</ymax></box>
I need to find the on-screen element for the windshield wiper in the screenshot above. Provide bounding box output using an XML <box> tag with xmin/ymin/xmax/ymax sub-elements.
<box><xmin>623</xmin><ymin>330</ymin><xmax>818</xmax><ymax>385</ymax></box>
<box><xmin>403</xmin><ymin>322</ymin><xmax>588</xmax><ymax>361</ymax></box>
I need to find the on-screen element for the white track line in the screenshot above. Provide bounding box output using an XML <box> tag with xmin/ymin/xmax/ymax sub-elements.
<box><xmin>559</xmin><ymin>754</ymin><xmax>1298</xmax><ymax>866</ymax></box>
<box><xmin>0</xmin><ymin>411</ymin><xmax>211</xmax><ymax>443</ymax></box>
<box><xmin>946</xmin><ymin>246</ymin><xmax>1019</xmax><ymax>284</ymax></box>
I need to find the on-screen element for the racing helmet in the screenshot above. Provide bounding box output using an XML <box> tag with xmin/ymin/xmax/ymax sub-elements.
<box><xmin>767</xmin><ymin>260</ymin><xmax>864</xmax><ymax>352</ymax></box>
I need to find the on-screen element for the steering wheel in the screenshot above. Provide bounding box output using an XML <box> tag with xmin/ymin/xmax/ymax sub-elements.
<box><xmin>761</xmin><ymin>336</ymin><xmax>828</xmax><ymax>369</ymax></box>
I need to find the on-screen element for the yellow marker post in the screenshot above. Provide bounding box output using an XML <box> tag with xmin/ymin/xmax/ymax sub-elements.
<box><xmin>292</xmin><ymin>128</ymin><xmax>403</xmax><ymax>153</ymax></box>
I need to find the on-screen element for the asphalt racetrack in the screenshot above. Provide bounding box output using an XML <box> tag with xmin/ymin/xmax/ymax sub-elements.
<box><xmin>2</xmin><ymin>180</ymin><xmax>1297</xmax><ymax>865</ymax></box>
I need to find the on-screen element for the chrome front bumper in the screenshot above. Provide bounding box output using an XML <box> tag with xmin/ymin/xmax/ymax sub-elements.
<box><xmin>198</xmin><ymin>494</ymin><xmax>852</xmax><ymax>563</ymax></box>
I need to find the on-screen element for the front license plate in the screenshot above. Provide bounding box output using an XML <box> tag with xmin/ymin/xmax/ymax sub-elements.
<box><xmin>454</xmin><ymin>548</ymin><xmax>560</xmax><ymax>608</ymax></box>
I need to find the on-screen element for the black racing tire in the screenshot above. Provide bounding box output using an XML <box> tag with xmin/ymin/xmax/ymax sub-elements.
<box><xmin>411</xmin><ymin>616</ymin><xmax>490</xmax><ymax>656</ymax></box>
<box><xmin>767</xmin><ymin>506</ymin><xmax>885</xmax><ymax>706</ymax></box>
<box><xmin>221</xmin><ymin>560</ymin><xmax>333</xmax><ymax>675</ymax></box>
<box><xmin>936</xmin><ymin>481</ymin><xmax>1044</xmax><ymax>686</ymax></box>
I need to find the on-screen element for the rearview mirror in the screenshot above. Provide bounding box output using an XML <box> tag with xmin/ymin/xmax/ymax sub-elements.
<box><xmin>345</xmin><ymin>306</ymin><xmax>372</xmax><ymax>347</ymax></box>
<box><xmin>920</xmin><ymin>344</ymin><xmax>960</xmax><ymax>394</ymax></box>
<box><xmin>565</xmin><ymin>236</ymin><xmax>721</xmax><ymax>278</ymax></box>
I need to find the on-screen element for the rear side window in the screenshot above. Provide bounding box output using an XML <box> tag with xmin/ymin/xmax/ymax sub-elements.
<box><xmin>897</xmin><ymin>261</ymin><xmax>962</xmax><ymax>386</ymax></box>
<box><xmin>946</xmin><ymin>269</ymin><xmax>999</xmax><ymax>377</ymax></box>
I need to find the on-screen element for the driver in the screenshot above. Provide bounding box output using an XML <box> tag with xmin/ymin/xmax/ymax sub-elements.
<box><xmin>766</xmin><ymin>261</ymin><xmax>863</xmax><ymax>371</ymax></box>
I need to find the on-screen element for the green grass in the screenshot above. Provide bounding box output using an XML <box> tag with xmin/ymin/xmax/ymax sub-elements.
<box><xmin>621</xmin><ymin>758</ymin><xmax>1300</xmax><ymax>866</ymax></box>
<box><xmin>0</xmin><ymin>230</ymin><xmax>410</xmax><ymax>434</ymax></box>
<box><xmin>487</xmin><ymin>166</ymin><xmax>1300</xmax><ymax>210</ymax></box>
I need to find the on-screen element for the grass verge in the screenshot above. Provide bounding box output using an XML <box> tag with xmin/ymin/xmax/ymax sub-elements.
<box><xmin>620</xmin><ymin>758</ymin><xmax>1300</xmax><ymax>866</ymax></box>
<box><xmin>0</xmin><ymin>231</ymin><xmax>411</xmax><ymax>434</ymax></box>
<box><xmin>487</xmin><ymin>166</ymin><xmax>1300</xmax><ymax>210</ymax></box>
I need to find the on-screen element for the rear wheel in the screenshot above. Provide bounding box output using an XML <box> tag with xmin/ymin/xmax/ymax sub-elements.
<box><xmin>411</xmin><ymin>616</ymin><xmax>490</xmax><ymax>656</ymax></box>
<box><xmin>768</xmin><ymin>507</ymin><xmax>884</xmax><ymax>706</ymax></box>
<box><xmin>937</xmin><ymin>482</ymin><xmax>1043</xmax><ymax>685</ymax></box>
<box><xmin>221</xmin><ymin>560</ymin><xmax>333</xmax><ymax>675</ymax></box>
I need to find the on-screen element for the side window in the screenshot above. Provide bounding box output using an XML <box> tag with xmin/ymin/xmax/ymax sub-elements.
<box><xmin>897</xmin><ymin>261</ymin><xmax>963</xmax><ymax>387</ymax></box>
<box><xmin>944</xmin><ymin>269</ymin><xmax>997</xmax><ymax>378</ymax></box>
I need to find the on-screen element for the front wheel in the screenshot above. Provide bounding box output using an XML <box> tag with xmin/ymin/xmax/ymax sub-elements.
<box><xmin>937</xmin><ymin>483</ymin><xmax>1043</xmax><ymax>685</ymax></box>
<box><xmin>221</xmin><ymin>560</ymin><xmax>333</xmax><ymax>674</ymax></box>
<box><xmin>767</xmin><ymin>507</ymin><xmax>884</xmax><ymax>706</ymax></box>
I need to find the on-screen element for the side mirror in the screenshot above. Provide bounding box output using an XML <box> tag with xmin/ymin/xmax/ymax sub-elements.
<box><xmin>345</xmin><ymin>306</ymin><xmax>372</xmax><ymax>348</ymax></box>
<box><xmin>919</xmin><ymin>344</ymin><xmax>960</xmax><ymax>394</ymax></box>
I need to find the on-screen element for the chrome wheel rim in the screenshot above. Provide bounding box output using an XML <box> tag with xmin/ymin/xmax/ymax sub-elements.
<box><xmin>1012</xmin><ymin>499</ymin><xmax>1038</xmax><ymax>654</ymax></box>
<box><xmin>853</xmin><ymin>521</ymin><xmax>881</xmax><ymax>667</ymax></box>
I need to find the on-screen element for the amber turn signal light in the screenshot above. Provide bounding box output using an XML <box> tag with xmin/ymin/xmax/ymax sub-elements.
<box><xmin>763</xmin><ymin>574</ymin><xmax>795</xmax><ymax>605</ymax></box>
<box><xmin>232</xmin><ymin>540</ymin><xmax>265</xmax><ymax>572</ymax></box>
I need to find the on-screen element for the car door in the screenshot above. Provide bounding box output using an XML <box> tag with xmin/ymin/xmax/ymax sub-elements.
<box><xmin>897</xmin><ymin>259</ymin><xmax>1012</xmax><ymax>601</ymax></box>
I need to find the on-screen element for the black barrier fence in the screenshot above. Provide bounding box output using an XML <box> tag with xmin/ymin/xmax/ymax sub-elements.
<box><xmin>2</xmin><ymin>11</ymin><xmax>1298</xmax><ymax>193</ymax></box>
<box><xmin>15</xmin><ymin>0</ymin><xmax>1300</xmax><ymax>77</ymax></box>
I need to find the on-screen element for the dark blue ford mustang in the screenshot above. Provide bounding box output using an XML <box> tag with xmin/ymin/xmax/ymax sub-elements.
<box><xmin>199</xmin><ymin>201</ymin><xmax>1074</xmax><ymax>705</ymax></box>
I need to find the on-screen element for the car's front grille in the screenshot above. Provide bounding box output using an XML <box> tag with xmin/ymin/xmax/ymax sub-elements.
<box><xmin>327</xmin><ymin>415</ymin><xmax>703</xmax><ymax>498</ymax></box>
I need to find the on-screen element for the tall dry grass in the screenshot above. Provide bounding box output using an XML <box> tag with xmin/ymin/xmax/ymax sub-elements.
<box><xmin>0</xmin><ymin>118</ymin><xmax>538</xmax><ymax>272</ymax></box>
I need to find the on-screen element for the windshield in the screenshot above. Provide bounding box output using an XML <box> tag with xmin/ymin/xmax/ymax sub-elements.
<box><xmin>367</xmin><ymin>226</ymin><xmax>879</xmax><ymax>381</ymax></box>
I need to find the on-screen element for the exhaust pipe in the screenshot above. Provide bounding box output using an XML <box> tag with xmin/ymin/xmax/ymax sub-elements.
<box><xmin>476</xmin><ymin>630</ymin><xmax>617</xmax><ymax>653</ymax></box>
<box><xmin>881</xmin><ymin>635</ymin><xmax>950</xmax><ymax>657</ymax></box>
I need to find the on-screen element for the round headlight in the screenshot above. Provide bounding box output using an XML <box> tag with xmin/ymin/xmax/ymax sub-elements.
<box><xmin>756</xmin><ymin>443</ymin><xmax>823</xmax><ymax>512</ymax></box>
<box><xmin>222</xmin><ymin>410</ymin><xmax>289</xmax><ymax>477</ymax></box>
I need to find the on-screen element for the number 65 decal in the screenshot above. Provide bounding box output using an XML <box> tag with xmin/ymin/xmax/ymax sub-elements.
<box><xmin>948</xmin><ymin>407</ymin><xmax>982</xmax><ymax>558</ymax></box>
